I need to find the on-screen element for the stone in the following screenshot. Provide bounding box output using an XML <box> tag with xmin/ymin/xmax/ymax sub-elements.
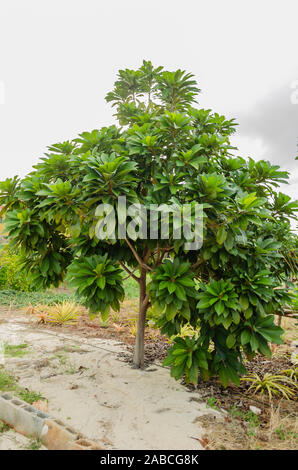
<box><xmin>249</xmin><ymin>405</ymin><xmax>261</xmax><ymax>415</ymax></box>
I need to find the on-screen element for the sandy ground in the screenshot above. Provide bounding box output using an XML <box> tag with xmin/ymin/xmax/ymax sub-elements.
<box><xmin>0</xmin><ymin>429</ymin><xmax>47</xmax><ymax>450</ymax></box>
<box><xmin>0</xmin><ymin>313</ymin><xmax>216</xmax><ymax>450</ymax></box>
<box><xmin>0</xmin><ymin>429</ymin><xmax>32</xmax><ymax>450</ymax></box>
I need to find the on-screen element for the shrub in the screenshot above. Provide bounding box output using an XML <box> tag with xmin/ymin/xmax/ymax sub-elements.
<box><xmin>0</xmin><ymin>244</ymin><xmax>33</xmax><ymax>291</ymax></box>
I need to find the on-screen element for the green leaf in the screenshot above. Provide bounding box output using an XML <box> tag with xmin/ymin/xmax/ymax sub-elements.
<box><xmin>226</xmin><ymin>334</ymin><xmax>236</xmax><ymax>348</ymax></box>
<box><xmin>241</xmin><ymin>330</ymin><xmax>251</xmax><ymax>345</ymax></box>
<box><xmin>239</xmin><ymin>295</ymin><xmax>249</xmax><ymax>311</ymax></box>
<box><xmin>214</xmin><ymin>300</ymin><xmax>225</xmax><ymax>315</ymax></box>
<box><xmin>216</xmin><ymin>226</ymin><xmax>227</xmax><ymax>245</ymax></box>
<box><xmin>250</xmin><ymin>334</ymin><xmax>259</xmax><ymax>351</ymax></box>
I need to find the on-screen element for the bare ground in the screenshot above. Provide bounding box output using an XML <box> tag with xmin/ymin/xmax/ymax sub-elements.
<box><xmin>0</xmin><ymin>309</ymin><xmax>213</xmax><ymax>450</ymax></box>
<box><xmin>0</xmin><ymin>306</ymin><xmax>297</xmax><ymax>450</ymax></box>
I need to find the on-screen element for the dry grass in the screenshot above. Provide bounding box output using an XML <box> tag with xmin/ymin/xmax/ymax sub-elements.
<box><xmin>197</xmin><ymin>402</ymin><xmax>298</xmax><ymax>450</ymax></box>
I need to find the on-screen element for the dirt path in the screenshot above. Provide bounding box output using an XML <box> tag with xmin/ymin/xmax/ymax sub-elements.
<box><xmin>0</xmin><ymin>314</ymin><xmax>214</xmax><ymax>450</ymax></box>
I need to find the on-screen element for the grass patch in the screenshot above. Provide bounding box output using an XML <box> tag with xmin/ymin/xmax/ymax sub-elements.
<box><xmin>4</xmin><ymin>343</ymin><xmax>28</xmax><ymax>358</ymax></box>
<box><xmin>0</xmin><ymin>275</ymin><xmax>138</xmax><ymax>309</ymax></box>
<box><xmin>0</xmin><ymin>366</ymin><xmax>44</xmax><ymax>404</ymax></box>
<box><xmin>0</xmin><ymin>367</ymin><xmax>16</xmax><ymax>390</ymax></box>
<box><xmin>17</xmin><ymin>389</ymin><xmax>44</xmax><ymax>404</ymax></box>
<box><xmin>0</xmin><ymin>289</ymin><xmax>77</xmax><ymax>308</ymax></box>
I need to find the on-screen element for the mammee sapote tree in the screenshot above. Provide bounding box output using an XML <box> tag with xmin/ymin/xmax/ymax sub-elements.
<box><xmin>0</xmin><ymin>61</ymin><xmax>297</xmax><ymax>386</ymax></box>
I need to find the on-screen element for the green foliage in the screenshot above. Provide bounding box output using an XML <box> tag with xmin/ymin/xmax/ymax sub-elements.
<box><xmin>66</xmin><ymin>254</ymin><xmax>124</xmax><ymax>319</ymax></box>
<box><xmin>0</xmin><ymin>60</ymin><xmax>297</xmax><ymax>384</ymax></box>
<box><xmin>17</xmin><ymin>389</ymin><xmax>44</xmax><ymax>404</ymax></box>
<box><xmin>0</xmin><ymin>289</ymin><xmax>77</xmax><ymax>308</ymax></box>
<box><xmin>163</xmin><ymin>336</ymin><xmax>209</xmax><ymax>385</ymax></box>
<box><xmin>0</xmin><ymin>245</ymin><xmax>33</xmax><ymax>291</ymax></box>
<box><xmin>149</xmin><ymin>258</ymin><xmax>198</xmax><ymax>335</ymax></box>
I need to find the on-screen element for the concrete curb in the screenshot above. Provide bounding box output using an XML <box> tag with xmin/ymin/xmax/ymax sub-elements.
<box><xmin>0</xmin><ymin>393</ymin><xmax>103</xmax><ymax>450</ymax></box>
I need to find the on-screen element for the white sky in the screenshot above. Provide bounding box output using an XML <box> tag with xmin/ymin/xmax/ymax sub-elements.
<box><xmin>0</xmin><ymin>0</ymin><xmax>297</xmax><ymax>200</ymax></box>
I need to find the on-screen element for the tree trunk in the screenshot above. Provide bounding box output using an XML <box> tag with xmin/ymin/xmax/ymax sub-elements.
<box><xmin>133</xmin><ymin>267</ymin><xmax>147</xmax><ymax>368</ymax></box>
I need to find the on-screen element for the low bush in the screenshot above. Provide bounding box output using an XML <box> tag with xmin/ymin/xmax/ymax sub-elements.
<box><xmin>0</xmin><ymin>244</ymin><xmax>33</xmax><ymax>291</ymax></box>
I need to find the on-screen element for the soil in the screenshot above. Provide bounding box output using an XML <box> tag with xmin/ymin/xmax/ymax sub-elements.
<box><xmin>0</xmin><ymin>306</ymin><xmax>297</xmax><ymax>450</ymax></box>
<box><xmin>0</xmin><ymin>309</ymin><xmax>213</xmax><ymax>450</ymax></box>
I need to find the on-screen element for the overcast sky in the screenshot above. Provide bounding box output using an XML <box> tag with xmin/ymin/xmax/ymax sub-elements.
<box><xmin>0</xmin><ymin>0</ymin><xmax>297</xmax><ymax>201</ymax></box>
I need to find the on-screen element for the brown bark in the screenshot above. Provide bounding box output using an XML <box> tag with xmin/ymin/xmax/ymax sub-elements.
<box><xmin>133</xmin><ymin>267</ymin><xmax>148</xmax><ymax>367</ymax></box>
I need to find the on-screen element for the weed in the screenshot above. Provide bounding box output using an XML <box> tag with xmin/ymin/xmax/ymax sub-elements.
<box><xmin>18</xmin><ymin>389</ymin><xmax>44</xmax><ymax>405</ymax></box>
<box><xmin>55</xmin><ymin>352</ymin><xmax>68</xmax><ymax>366</ymax></box>
<box><xmin>230</xmin><ymin>406</ymin><xmax>260</xmax><ymax>436</ymax></box>
<box><xmin>0</xmin><ymin>420</ymin><xmax>10</xmax><ymax>433</ymax></box>
<box><xmin>4</xmin><ymin>343</ymin><xmax>28</xmax><ymax>358</ymax></box>
<box><xmin>0</xmin><ymin>367</ymin><xmax>16</xmax><ymax>390</ymax></box>
<box><xmin>206</xmin><ymin>397</ymin><xmax>219</xmax><ymax>410</ymax></box>
<box><xmin>27</xmin><ymin>438</ymin><xmax>43</xmax><ymax>450</ymax></box>
<box><xmin>64</xmin><ymin>361</ymin><xmax>77</xmax><ymax>375</ymax></box>
<box><xmin>0</xmin><ymin>366</ymin><xmax>44</xmax><ymax>404</ymax></box>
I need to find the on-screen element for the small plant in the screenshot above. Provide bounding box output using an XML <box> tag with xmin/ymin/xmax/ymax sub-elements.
<box><xmin>206</xmin><ymin>397</ymin><xmax>219</xmax><ymax>410</ymax></box>
<box><xmin>26</xmin><ymin>303</ymin><xmax>47</xmax><ymax>323</ymax></box>
<box><xmin>18</xmin><ymin>389</ymin><xmax>44</xmax><ymax>404</ymax></box>
<box><xmin>281</xmin><ymin>367</ymin><xmax>298</xmax><ymax>382</ymax></box>
<box><xmin>46</xmin><ymin>301</ymin><xmax>82</xmax><ymax>325</ymax></box>
<box><xmin>110</xmin><ymin>311</ymin><xmax>120</xmax><ymax>323</ymax></box>
<box><xmin>275</xmin><ymin>425</ymin><xmax>298</xmax><ymax>441</ymax></box>
<box><xmin>0</xmin><ymin>420</ymin><xmax>10</xmax><ymax>433</ymax></box>
<box><xmin>64</xmin><ymin>361</ymin><xmax>77</xmax><ymax>375</ymax></box>
<box><xmin>268</xmin><ymin>405</ymin><xmax>298</xmax><ymax>445</ymax></box>
<box><xmin>0</xmin><ymin>367</ymin><xmax>16</xmax><ymax>390</ymax></box>
<box><xmin>128</xmin><ymin>319</ymin><xmax>138</xmax><ymax>337</ymax></box>
<box><xmin>241</xmin><ymin>373</ymin><xmax>297</xmax><ymax>400</ymax></box>
<box><xmin>229</xmin><ymin>406</ymin><xmax>261</xmax><ymax>437</ymax></box>
<box><xmin>35</xmin><ymin>310</ymin><xmax>49</xmax><ymax>324</ymax></box>
<box><xmin>27</xmin><ymin>438</ymin><xmax>43</xmax><ymax>450</ymax></box>
<box><xmin>55</xmin><ymin>352</ymin><xmax>68</xmax><ymax>366</ymax></box>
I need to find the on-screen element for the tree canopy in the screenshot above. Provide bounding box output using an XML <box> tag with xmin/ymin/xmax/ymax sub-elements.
<box><xmin>0</xmin><ymin>60</ymin><xmax>297</xmax><ymax>386</ymax></box>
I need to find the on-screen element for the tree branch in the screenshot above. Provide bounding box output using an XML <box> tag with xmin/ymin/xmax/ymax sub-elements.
<box><xmin>125</xmin><ymin>238</ymin><xmax>153</xmax><ymax>271</ymax></box>
<box><xmin>141</xmin><ymin>293</ymin><xmax>151</xmax><ymax>310</ymax></box>
<box><xmin>118</xmin><ymin>261</ymin><xmax>140</xmax><ymax>283</ymax></box>
<box><xmin>191</xmin><ymin>258</ymin><xmax>204</xmax><ymax>270</ymax></box>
